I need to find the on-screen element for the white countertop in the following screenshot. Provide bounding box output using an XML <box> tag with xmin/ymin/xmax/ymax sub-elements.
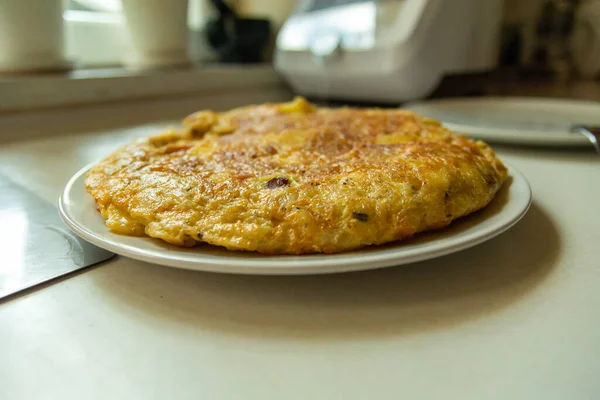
<box><xmin>1</xmin><ymin>99</ymin><xmax>599</xmax><ymax>399</ymax></box>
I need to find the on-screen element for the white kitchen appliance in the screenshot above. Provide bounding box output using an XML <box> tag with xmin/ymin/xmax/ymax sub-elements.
<box><xmin>274</xmin><ymin>0</ymin><xmax>503</xmax><ymax>102</ymax></box>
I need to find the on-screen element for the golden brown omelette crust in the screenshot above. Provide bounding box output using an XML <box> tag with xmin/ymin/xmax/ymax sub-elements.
<box><xmin>85</xmin><ymin>97</ymin><xmax>508</xmax><ymax>254</ymax></box>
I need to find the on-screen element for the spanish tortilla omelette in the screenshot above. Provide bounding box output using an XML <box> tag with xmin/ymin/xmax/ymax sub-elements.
<box><xmin>85</xmin><ymin>97</ymin><xmax>508</xmax><ymax>254</ymax></box>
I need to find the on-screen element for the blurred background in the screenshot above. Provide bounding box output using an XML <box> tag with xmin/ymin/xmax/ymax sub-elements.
<box><xmin>0</xmin><ymin>0</ymin><xmax>599</xmax><ymax>135</ymax></box>
<box><xmin>1</xmin><ymin>0</ymin><xmax>598</xmax><ymax>82</ymax></box>
<box><xmin>1</xmin><ymin>1</ymin><xmax>596</xmax><ymax>73</ymax></box>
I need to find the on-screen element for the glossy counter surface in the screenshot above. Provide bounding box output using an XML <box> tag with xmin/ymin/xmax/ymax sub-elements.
<box><xmin>0</xmin><ymin>96</ymin><xmax>599</xmax><ymax>399</ymax></box>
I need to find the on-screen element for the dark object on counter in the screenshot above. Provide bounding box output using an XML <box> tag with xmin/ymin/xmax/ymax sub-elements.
<box><xmin>499</xmin><ymin>23</ymin><xmax>523</xmax><ymax>67</ymax></box>
<box><xmin>205</xmin><ymin>0</ymin><xmax>271</xmax><ymax>63</ymax></box>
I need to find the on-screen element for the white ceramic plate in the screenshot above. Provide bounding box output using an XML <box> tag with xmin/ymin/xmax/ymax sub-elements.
<box><xmin>59</xmin><ymin>164</ymin><xmax>531</xmax><ymax>275</ymax></box>
<box><xmin>404</xmin><ymin>97</ymin><xmax>600</xmax><ymax>147</ymax></box>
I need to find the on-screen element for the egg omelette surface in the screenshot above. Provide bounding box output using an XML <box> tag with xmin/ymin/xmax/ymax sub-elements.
<box><xmin>85</xmin><ymin>97</ymin><xmax>508</xmax><ymax>254</ymax></box>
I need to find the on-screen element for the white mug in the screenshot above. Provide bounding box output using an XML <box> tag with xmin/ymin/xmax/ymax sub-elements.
<box><xmin>121</xmin><ymin>0</ymin><xmax>192</xmax><ymax>70</ymax></box>
<box><xmin>0</xmin><ymin>0</ymin><xmax>70</xmax><ymax>73</ymax></box>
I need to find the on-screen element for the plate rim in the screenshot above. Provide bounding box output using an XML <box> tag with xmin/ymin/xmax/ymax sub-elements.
<box><xmin>404</xmin><ymin>96</ymin><xmax>600</xmax><ymax>147</ymax></box>
<box><xmin>58</xmin><ymin>163</ymin><xmax>532</xmax><ymax>275</ymax></box>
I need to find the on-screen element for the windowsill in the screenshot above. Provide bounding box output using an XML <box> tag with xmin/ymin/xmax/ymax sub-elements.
<box><xmin>0</xmin><ymin>64</ymin><xmax>292</xmax><ymax>143</ymax></box>
<box><xmin>0</xmin><ymin>64</ymin><xmax>286</xmax><ymax>113</ymax></box>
